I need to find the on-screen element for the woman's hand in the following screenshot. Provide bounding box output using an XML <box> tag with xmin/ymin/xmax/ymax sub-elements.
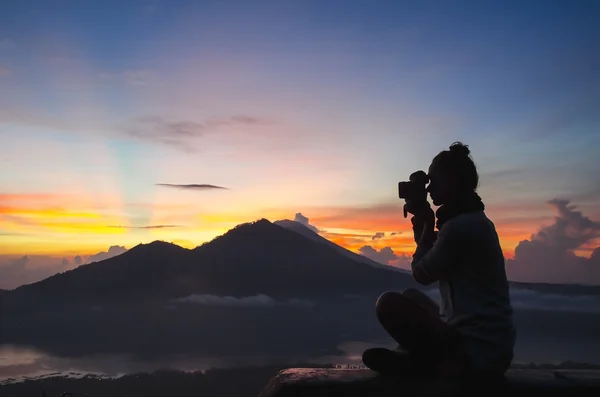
<box><xmin>408</xmin><ymin>202</ymin><xmax>435</xmax><ymax>244</ymax></box>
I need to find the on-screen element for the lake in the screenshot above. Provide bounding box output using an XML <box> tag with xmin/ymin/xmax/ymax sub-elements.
<box><xmin>3</xmin><ymin>330</ymin><xmax>600</xmax><ymax>384</ymax></box>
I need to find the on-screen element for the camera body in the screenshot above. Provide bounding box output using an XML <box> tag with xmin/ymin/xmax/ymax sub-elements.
<box><xmin>398</xmin><ymin>170</ymin><xmax>429</xmax><ymax>203</ymax></box>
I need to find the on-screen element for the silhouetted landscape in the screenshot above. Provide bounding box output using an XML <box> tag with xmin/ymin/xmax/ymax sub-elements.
<box><xmin>2</xmin><ymin>1</ymin><xmax>600</xmax><ymax>395</ymax></box>
<box><xmin>2</xmin><ymin>219</ymin><xmax>600</xmax><ymax>394</ymax></box>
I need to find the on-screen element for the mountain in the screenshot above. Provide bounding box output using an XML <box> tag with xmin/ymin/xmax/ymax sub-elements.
<box><xmin>274</xmin><ymin>219</ymin><xmax>409</xmax><ymax>273</ymax></box>
<box><xmin>4</xmin><ymin>219</ymin><xmax>417</xmax><ymax>310</ymax></box>
<box><xmin>7</xmin><ymin>240</ymin><xmax>190</xmax><ymax>306</ymax></box>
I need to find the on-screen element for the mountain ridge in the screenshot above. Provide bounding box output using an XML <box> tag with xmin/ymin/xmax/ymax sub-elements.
<box><xmin>5</xmin><ymin>218</ymin><xmax>600</xmax><ymax>310</ymax></box>
<box><xmin>273</xmin><ymin>219</ymin><xmax>409</xmax><ymax>273</ymax></box>
<box><xmin>4</xmin><ymin>219</ymin><xmax>417</xmax><ymax>310</ymax></box>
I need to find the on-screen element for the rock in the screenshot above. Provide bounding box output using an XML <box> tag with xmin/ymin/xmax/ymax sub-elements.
<box><xmin>259</xmin><ymin>368</ymin><xmax>600</xmax><ymax>397</ymax></box>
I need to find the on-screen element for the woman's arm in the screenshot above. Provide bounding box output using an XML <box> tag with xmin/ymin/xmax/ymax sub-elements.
<box><xmin>410</xmin><ymin>218</ymin><xmax>457</xmax><ymax>285</ymax></box>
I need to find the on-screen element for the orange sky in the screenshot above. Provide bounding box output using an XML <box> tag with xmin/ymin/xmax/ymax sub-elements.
<box><xmin>0</xmin><ymin>190</ymin><xmax>552</xmax><ymax>259</ymax></box>
<box><xmin>1</xmin><ymin>1</ymin><xmax>599</xmax><ymax>287</ymax></box>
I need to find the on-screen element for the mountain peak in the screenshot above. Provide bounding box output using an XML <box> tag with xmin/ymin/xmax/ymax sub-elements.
<box><xmin>222</xmin><ymin>218</ymin><xmax>277</xmax><ymax>235</ymax></box>
<box><xmin>124</xmin><ymin>240</ymin><xmax>187</xmax><ymax>258</ymax></box>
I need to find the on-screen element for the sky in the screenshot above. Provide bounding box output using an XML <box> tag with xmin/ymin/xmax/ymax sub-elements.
<box><xmin>1</xmin><ymin>0</ymin><xmax>599</xmax><ymax>288</ymax></box>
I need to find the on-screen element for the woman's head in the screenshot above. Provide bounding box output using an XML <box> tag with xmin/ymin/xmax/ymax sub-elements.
<box><xmin>426</xmin><ymin>141</ymin><xmax>479</xmax><ymax>206</ymax></box>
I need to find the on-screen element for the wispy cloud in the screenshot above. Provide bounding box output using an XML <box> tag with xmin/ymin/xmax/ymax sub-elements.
<box><xmin>125</xmin><ymin>115</ymin><xmax>270</xmax><ymax>149</ymax></box>
<box><xmin>371</xmin><ymin>232</ymin><xmax>385</xmax><ymax>240</ymax></box>
<box><xmin>107</xmin><ymin>225</ymin><xmax>182</xmax><ymax>229</ymax></box>
<box><xmin>156</xmin><ymin>183</ymin><xmax>228</xmax><ymax>191</ymax></box>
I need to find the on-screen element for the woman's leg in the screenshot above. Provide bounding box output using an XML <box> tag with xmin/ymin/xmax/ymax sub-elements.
<box><xmin>399</xmin><ymin>288</ymin><xmax>440</xmax><ymax>318</ymax></box>
<box><xmin>363</xmin><ymin>290</ymin><xmax>467</xmax><ymax>377</ymax></box>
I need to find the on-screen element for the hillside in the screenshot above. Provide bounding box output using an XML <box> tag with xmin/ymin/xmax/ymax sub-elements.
<box><xmin>4</xmin><ymin>219</ymin><xmax>416</xmax><ymax>310</ymax></box>
<box><xmin>273</xmin><ymin>219</ymin><xmax>409</xmax><ymax>273</ymax></box>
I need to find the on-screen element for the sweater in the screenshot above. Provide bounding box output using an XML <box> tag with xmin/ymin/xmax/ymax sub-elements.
<box><xmin>411</xmin><ymin>211</ymin><xmax>516</xmax><ymax>372</ymax></box>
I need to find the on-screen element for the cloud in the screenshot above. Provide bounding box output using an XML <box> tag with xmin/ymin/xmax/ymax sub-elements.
<box><xmin>156</xmin><ymin>184</ymin><xmax>228</xmax><ymax>191</ymax></box>
<box><xmin>130</xmin><ymin>116</ymin><xmax>205</xmax><ymax>142</ymax></box>
<box><xmin>388</xmin><ymin>254</ymin><xmax>413</xmax><ymax>270</ymax></box>
<box><xmin>107</xmin><ymin>224</ymin><xmax>182</xmax><ymax>229</ymax></box>
<box><xmin>170</xmin><ymin>293</ymin><xmax>314</xmax><ymax>308</ymax></box>
<box><xmin>418</xmin><ymin>286</ymin><xmax>600</xmax><ymax>314</ymax></box>
<box><xmin>126</xmin><ymin>115</ymin><xmax>268</xmax><ymax>149</ymax></box>
<box><xmin>0</xmin><ymin>246</ymin><xmax>129</xmax><ymax>289</ymax></box>
<box><xmin>0</xmin><ymin>255</ymin><xmax>73</xmax><ymax>289</ymax></box>
<box><xmin>294</xmin><ymin>212</ymin><xmax>320</xmax><ymax>233</ymax></box>
<box><xmin>357</xmin><ymin>245</ymin><xmax>413</xmax><ymax>270</ymax></box>
<box><xmin>506</xmin><ymin>199</ymin><xmax>600</xmax><ymax>284</ymax></box>
<box><xmin>0</xmin><ymin>38</ymin><xmax>15</xmax><ymax>49</ymax></box>
<box><xmin>85</xmin><ymin>245</ymin><xmax>128</xmax><ymax>264</ymax></box>
<box><xmin>358</xmin><ymin>245</ymin><xmax>397</xmax><ymax>265</ymax></box>
<box><xmin>0</xmin><ymin>66</ymin><xmax>10</xmax><ymax>76</ymax></box>
<box><xmin>371</xmin><ymin>232</ymin><xmax>385</xmax><ymax>240</ymax></box>
<box><xmin>509</xmin><ymin>287</ymin><xmax>600</xmax><ymax>314</ymax></box>
<box><xmin>391</xmin><ymin>232</ymin><xmax>398</xmax><ymax>236</ymax></box>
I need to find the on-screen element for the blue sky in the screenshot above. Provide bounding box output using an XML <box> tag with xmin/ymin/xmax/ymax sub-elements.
<box><xmin>0</xmin><ymin>0</ymin><xmax>599</xmax><ymax>285</ymax></box>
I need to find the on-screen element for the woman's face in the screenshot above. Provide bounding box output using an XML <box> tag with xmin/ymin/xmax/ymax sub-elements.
<box><xmin>426</xmin><ymin>161</ymin><xmax>457</xmax><ymax>206</ymax></box>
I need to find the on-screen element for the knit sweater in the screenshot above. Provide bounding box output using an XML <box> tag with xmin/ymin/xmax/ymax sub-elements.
<box><xmin>411</xmin><ymin>211</ymin><xmax>516</xmax><ymax>372</ymax></box>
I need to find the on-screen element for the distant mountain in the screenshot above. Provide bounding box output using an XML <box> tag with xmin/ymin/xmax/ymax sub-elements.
<box><xmin>5</xmin><ymin>219</ymin><xmax>417</xmax><ymax>310</ymax></box>
<box><xmin>274</xmin><ymin>219</ymin><xmax>409</xmax><ymax>273</ymax></box>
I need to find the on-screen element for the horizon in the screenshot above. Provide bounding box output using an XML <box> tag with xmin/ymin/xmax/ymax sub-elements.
<box><xmin>1</xmin><ymin>0</ymin><xmax>600</xmax><ymax>288</ymax></box>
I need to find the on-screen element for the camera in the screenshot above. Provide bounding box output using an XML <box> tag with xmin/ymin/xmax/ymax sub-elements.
<box><xmin>398</xmin><ymin>170</ymin><xmax>429</xmax><ymax>217</ymax></box>
<box><xmin>398</xmin><ymin>170</ymin><xmax>429</xmax><ymax>201</ymax></box>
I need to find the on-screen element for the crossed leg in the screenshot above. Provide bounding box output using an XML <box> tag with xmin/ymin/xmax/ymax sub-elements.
<box><xmin>362</xmin><ymin>288</ymin><xmax>468</xmax><ymax>377</ymax></box>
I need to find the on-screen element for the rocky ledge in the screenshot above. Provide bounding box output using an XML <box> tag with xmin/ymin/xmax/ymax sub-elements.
<box><xmin>259</xmin><ymin>368</ymin><xmax>600</xmax><ymax>397</ymax></box>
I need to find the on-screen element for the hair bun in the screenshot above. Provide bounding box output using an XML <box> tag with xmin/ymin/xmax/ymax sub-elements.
<box><xmin>449</xmin><ymin>141</ymin><xmax>470</xmax><ymax>157</ymax></box>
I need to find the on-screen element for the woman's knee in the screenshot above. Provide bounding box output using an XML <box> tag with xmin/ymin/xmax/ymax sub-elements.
<box><xmin>401</xmin><ymin>288</ymin><xmax>439</xmax><ymax>316</ymax></box>
<box><xmin>375</xmin><ymin>291</ymin><xmax>405</xmax><ymax>317</ymax></box>
<box><xmin>401</xmin><ymin>288</ymin><xmax>421</xmax><ymax>298</ymax></box>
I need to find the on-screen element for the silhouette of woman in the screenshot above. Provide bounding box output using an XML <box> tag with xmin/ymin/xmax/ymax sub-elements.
<box><xmin>362</xmin><ymin>142</ymin><xmax>516</xmax><ymax>380</ymax></box>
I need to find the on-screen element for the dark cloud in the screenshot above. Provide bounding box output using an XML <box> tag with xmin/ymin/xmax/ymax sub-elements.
<box><xmin>107</xmin><ymin>224</ymin><xmax>182</xmax><ymax>229</ymax></box>
<box><xmin>293</xmin><ymin>212</ymin><xmax>320</xmax><ymax>234</ymax></box>
<box><xmin>390</xmin><ymin>232</ymin><xmax>398</xmax><ymax>236</ymax></box>
<box><xmin>506</xmin><ymin>199</ymin><xmax>600</xmax><ymax>284</ymax></box>
<box><xmin>156</xmin><ymin>184</ymin><xmax>228</xmax><ymax>191</ymax></box>
<box><xmin>371</xmin><ymin>232</ymin><xmax>385</xmax><ymax>240</ymax></box>
<box><xmin>85</xmin><ymin>246</ymin><xmax>128</xmax><ymax>264</ymax></box>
